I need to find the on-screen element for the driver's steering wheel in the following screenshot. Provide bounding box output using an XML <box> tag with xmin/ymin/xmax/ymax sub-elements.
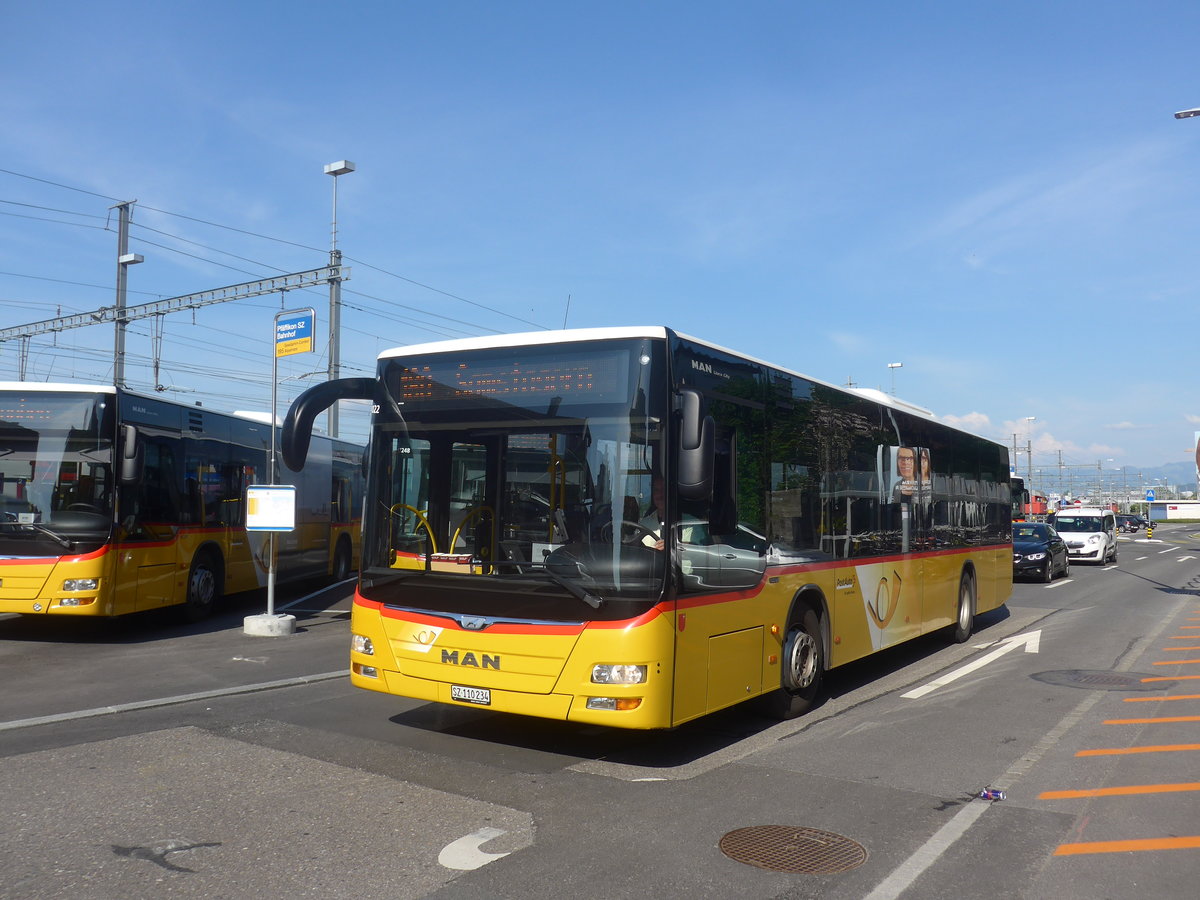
<box><xmin>601</xmin><ymin>519</ymin><xmax>659</xmax><ymax>545</ymax></box>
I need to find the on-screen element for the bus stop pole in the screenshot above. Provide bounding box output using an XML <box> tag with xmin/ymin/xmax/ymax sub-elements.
<box><xmin>267</xmin><ymin>342</ymin><xmax>278</xmax><ymax>618</ymax></box>
<box><xmin>244</xmin><ymin>306</ymin><xmax>296</xmax><ymax>637</ymax></box>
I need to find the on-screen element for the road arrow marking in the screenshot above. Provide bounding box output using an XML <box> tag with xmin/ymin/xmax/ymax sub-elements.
<box><xmin>438</xmin><ymin>827</ymin><xmax>511</xmax><ymax>870</ymax></box>
<box><xmin>902</xmin><ymin>630</ymin><xmax>1041</xmax><ymax>700</ymax></box>
<box><xmin>1178</xmin><ymin>556</ymin><xmax>1196</xmax><ymax>562</ymax></box>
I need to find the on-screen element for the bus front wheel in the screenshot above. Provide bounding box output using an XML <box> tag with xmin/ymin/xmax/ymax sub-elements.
<box><xmin>758</xmin><ymin>607</ymin><xmax>824</xmax><ymax>720</ymax></box>
<box><xmin>183</xmin><ymin>552</ymin><xmax>221</xmax><ymax>622</ymax></box>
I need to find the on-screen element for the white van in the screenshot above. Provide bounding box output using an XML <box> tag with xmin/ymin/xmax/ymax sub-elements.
<box><xmin>1050</xmin><ymin>507</ymin><xmax>1118</xmax><ymax>564</ymax></box>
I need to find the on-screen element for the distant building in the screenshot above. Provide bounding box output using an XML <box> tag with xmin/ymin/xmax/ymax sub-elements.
<box><xmin>1148</xmin><ymin>499</ymin><xmax>1200</xmax><ymax>521</ymax></box>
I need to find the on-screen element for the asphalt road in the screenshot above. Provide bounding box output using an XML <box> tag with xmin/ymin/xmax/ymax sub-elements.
<box><xmin>2</xmin><ymin>524</ymin><xmax>1198</xmax><ymax>899</ymax></box>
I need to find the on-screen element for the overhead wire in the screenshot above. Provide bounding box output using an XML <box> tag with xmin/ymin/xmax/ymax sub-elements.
<box><xmin>2</xmin><ymin>165</ymin><xmax>552</xmax><ymax>404</ymax></box>
<box><xmin>4</xmin><ymin>165</ymin><xmax>549</xmax><ymax>332</ymax></box>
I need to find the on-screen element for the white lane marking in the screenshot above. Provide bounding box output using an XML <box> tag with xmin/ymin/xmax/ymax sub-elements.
<box><xmin>277</xmin><ymin>577</ymin><xmax>356</xmax><ymax>611</ymax></box>
<box><xmin>862</xmin><ymin>798</ymin><xmax>992</xmax><ymax>900</ymax></box>
<box><xmin>0</xmin><ymin>670</ymin><xmax>345</xmax><ymax>732</ymax></box>
<box><xmin>1159</xmin><ymin>546</ymin><xmax>1179</xmax><ymax>554</ymax></box>
<box><xmin>902</xmin><ymin>631</ymin><xmax>1041</xmax><ymax>700</ymax></box>
<box><xmin>438</xmin><ymin>827</ymin><xmax>511</xmax><ymax>870</ymax></box>
<box><xmin>869</xmin><ymin>595</ymin><xmax>1187</xmax><ymax>900</ymax></box>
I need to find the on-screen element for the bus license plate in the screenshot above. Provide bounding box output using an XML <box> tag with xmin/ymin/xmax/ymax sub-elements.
<box><xmin>451</xmin><ymin>685</ymin><xmax>491</xmax><ymax>706</ymax></box>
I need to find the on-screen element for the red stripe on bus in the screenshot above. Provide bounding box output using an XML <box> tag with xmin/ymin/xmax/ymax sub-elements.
<box><xmin>355</xmin><ymin>591</ymin><xmax>668</xmax><ymax>635</ymax></box>
<box><xmin>0</xmin><ymin>545</ymin><xmax>110</xmax><ymax>565</ymax></box>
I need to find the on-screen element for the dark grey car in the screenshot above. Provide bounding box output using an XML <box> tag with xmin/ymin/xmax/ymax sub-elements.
<box><xmin>1012</xmin><ymin>522</ymin><xmax>1069</xmax><ymax>582</ymax></box>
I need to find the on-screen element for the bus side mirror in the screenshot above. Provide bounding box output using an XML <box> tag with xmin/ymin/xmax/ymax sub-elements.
<box><xmin>282</xmin><ymin>377</ymin><xmax>377</xmax><ymax>471</ymax></box>
<box><xmin>119</xmin><ymin>424</ymin><xmax>143</xmax><ymax>486</ymax></box>
<box><xmin>677</xmin><ymin>388</ymin><xmax>714</xmax><ymax>501</ymax></box>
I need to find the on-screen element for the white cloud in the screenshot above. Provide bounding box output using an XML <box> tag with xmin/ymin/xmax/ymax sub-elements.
<box><xmin>912</xmin><ymin>139</ymin><xmax>1174</xmax><ymax>257</ymax></box>
<box><xmin>942</xmin><ymin>411</ymin><xmax>992</xmax><ymax>434</ymax></box>
<box><xmin>1105</xmin><ymin>421</ymin><xmax>1151</xmax><ymax>431</ymax></box>
<box><xmin>828</xmin><ymin>331</ymin><xmax>866</xmax><ymax>353</ymax></box>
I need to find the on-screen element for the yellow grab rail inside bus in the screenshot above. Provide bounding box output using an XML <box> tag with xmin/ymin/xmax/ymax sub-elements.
<box><xmin>389</xmin><ymin>503</ymin><xmax>437</xmax><ymax>559</ymax></box>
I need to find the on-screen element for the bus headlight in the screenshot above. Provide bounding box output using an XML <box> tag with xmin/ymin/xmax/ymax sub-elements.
<box><xmin>62</xmin><ymin>578</ymin><xmax>99</xmax><ymax>591</ymax></box>
<box><xmin>591</xmin><ymin>664</ymin><xmax>647</xmax><ymax>685</ymax></box>
<box><xmin>351</xmin><ymin>634</ymin><xmax>374</xmax><ymax>655</ymax></box>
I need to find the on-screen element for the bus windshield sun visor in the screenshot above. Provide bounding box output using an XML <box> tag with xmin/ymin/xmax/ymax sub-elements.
<box><xmin>283</xmin><ymin>377</ymin><xmax>378</xmax><ymax>471</ymax></box>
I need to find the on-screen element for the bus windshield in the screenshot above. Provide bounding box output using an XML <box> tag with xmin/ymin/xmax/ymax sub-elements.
<box><xmin>0</xmin><ymin>390</ymin><xmax>115</xmax><ymax>553</ymax></box>
<box><xmin>361</xmin><ymin>338</ymin><xmax>668</xmax><ymax>622</ymax></box>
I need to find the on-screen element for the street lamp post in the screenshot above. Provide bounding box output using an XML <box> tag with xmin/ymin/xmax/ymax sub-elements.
<box><xmin>323</xmin><ymin>160</ymin><xmax>355</xmax><ymax>438</ymax></box>
<box><xmin>1023</xmin><ymin>417</ymin><xmax>1036</xmax><ymax>493</ymax></box>
<box><xmin>111</xmin><ymin>200</ymin><xmax>144</xmax><ymax>388</ymax></box>
<box><xmin>887</xmin><ymin>362</ymin><xmax>902</xmax><ymax>395</ymax></box>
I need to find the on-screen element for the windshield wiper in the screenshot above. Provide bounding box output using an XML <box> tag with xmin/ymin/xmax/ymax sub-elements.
<box><xmin>544</xmin><ymin>568</ymin><xmax>604</xmax><ymax>610</ymax></box>
<box><xmin>16</xmin><ymin>521</ymin><xmax>73</xmax><ymax>550</ymax></box>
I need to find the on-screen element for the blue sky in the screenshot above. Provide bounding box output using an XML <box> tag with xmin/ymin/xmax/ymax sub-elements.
<box><xmin>2</xmin><ymin>1</ymin><xmax>1198</xmax><ymax>490</ymax></box>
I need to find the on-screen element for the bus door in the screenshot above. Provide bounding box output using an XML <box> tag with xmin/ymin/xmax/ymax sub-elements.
<box><xmin>869</xmin><ymin>444</ymin><xmax>925</xmax><ymax>649</ymax></box>
<box><xmin>672</xmin><ymin>419</ymin><xmax>769</xmax><ymax>722</ymax></box>
<box><xmin>115</xmin><ymin>435</ymin><xmax>184</xmax><ymax>613</ymax></box>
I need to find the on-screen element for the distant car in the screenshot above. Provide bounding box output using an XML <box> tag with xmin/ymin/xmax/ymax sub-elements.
<box><xmin>1116</xmin><ymin>514</ymin><xmax>1146</xmax><ymax>533</ymax></box>
<box><xmin>1012</xmin><ymin>522</ymin><xmax>1069</xmax><ymax>582</ymax></box>
<box><xmin>1049</xmin><ymin>507</ymin><xmax>1118</xmax><ymax>564</ymax></box>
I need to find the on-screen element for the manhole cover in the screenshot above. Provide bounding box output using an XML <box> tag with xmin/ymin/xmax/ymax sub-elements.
<box><xmin>719</xmin><ymin>825</ymin><xmax>867</xmax><ymax>874</ymax></box>
<box><xmin>1031</xmin><ymin>670</ymin><xmax>1170</xmax><ymax>692</ymax></box>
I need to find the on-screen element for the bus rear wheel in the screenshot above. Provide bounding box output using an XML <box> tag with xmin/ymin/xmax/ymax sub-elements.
<box><xmin>182</xmin><ymin>552</ymin><xmax>221</xmax><ymax>622</ymax></box>
<box><xmin>758</xmin><ymin>607</ymin><xmax>824</xmax><ymax>720</ymax></box>
<box><xmin>951</xmin><ymin>572</ymin><xmax>975</xmax><ymax>643</ymax></box>
<box><xmin>332</xmin><ymin>536</ymin><xmax>353</xmax><ymax>582</ymax></box>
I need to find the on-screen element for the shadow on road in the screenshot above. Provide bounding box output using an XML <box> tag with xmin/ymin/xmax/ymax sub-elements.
<box><xmin>386</xmin><ymin>605</ymin><xmax>1016</xmax><ymax>770</ymax></box>
<box><xmin>0</xmin><ymin>577</ymin><xmax>354</xmax><ymax>645</ymax></box>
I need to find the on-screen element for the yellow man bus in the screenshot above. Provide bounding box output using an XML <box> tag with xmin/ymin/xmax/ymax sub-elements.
<box><xmin>0</xmin><ymin>382</ymin><xmax>362</xmax><ymax>620</ymax></box>
<box><xmin>282</xmin><ymin>327</ymin><xmax>1012</xmax><ymax>728</ymax></box>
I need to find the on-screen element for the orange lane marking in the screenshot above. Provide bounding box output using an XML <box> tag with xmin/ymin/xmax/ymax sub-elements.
<box><xmin>1142</xmin><ymin>674</ymin><xmax>1200</xmax><ymax>682</ymax></box>
<box><xmin>1040</xmin><ymin>782</ymin><xmax>1200</xmax><ymax>799</ymax></box>
<box><xmin>1104</xmin><ymin>715</ymin><xmax>1200</xmax><ymax>724</ymax></box>
<box><xmin>1152</xmin><ymin>658</ymin><xmax>1200</xmax><ymax>665</ymax></box>
<box><xmin>1161</xmin><ymin>646</ymin><xmax>1200</xmax><ymax>651</ymax></box>
<box><xmin>1055</xmin><ymin>836</ymin><xmax>1200</xmax><ymax>856</ymax></box>
<box><xmin>1123</xmin><ymin>694</ymin><xmax>1200</xmax><ymax>702</ymax></box>
<box><xmin>1180</xmin><ymin>625</ymin><xmax>1200</xmax><ymax>630</ymax></box>
<box><xmin>1170</xmin><ymin>636</ymin><xmax>1200</xmax><ymax>640</ymax></box>
<box><xmin>1077</xmin><ymin>743</ymin><xmax>1200</xmax><ymax>757</ymax></box>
